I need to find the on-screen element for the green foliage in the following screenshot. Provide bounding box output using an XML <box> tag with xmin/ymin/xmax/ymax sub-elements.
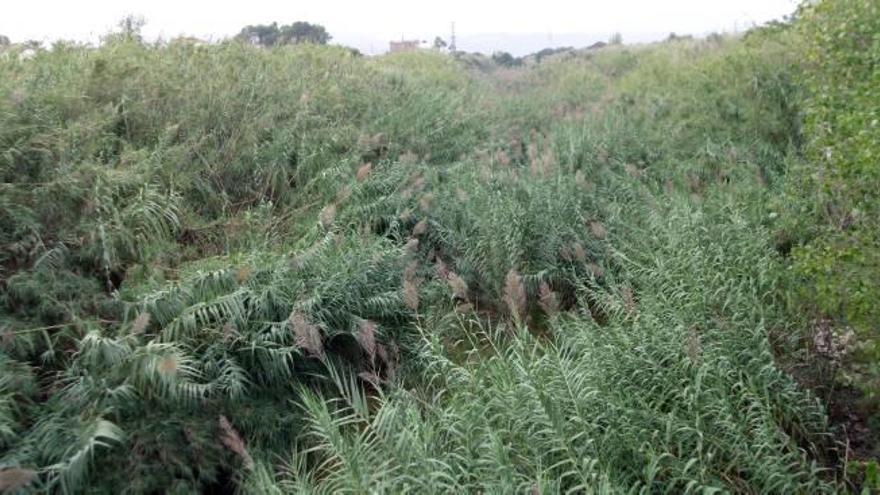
<box><xmin>264</xmin><ymin>183</ymin><xmax>835</xmax><ymax>493</ymax></box>
<box><xmin>0</xmin><ymin>8</ymin><xmax>870</xmax><ymax>492</ymax></box>
<box><xmin>491</xmin><ymin>51</ymin><xmax>521</xmax><ymax>67</ymax></box>
<box><xmin>784</xmin><ymin>0</ymin><xmax>880</xmax><ymax>402</ymax></box>
<box><xmin>0</xmin><ymin>38</ymin><xmax>486</xmax><ymax>492</ymax></box>
<box><xmin>236</xmin><ymin>21</ymin><xmax>332</xmax><ymax>46</ymax></box>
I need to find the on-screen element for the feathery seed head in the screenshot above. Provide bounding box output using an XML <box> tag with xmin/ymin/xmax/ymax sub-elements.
<box><xmin>409</xmin><ymin>174</ymin><xmax>426</xmax><ymax>191</ymax></box>
<box><xmin>222</xmin><ymin>322</ymin><xmax>236</xmax><ymax>342</ymax></box>
<box><xmin>356</xmin><ymin>163</ymin><xmax>372</xmax><ymax>182</ymax></box>
<box><xmin>403</xmin><ymin>261</ymin><xmax>421</xmax><ymax>311</ymax></box>
<box><xmin>622</xmin><ymin>285</ymin><xmax>636</xmax><ymax>314</ymax></box>
<box><xmin>624</xmin><ymin>163</ymin><xmax>640</xmax><ymax>177</ymax></box>
<box><xmin>538</xmin><ymin>281</ymin><xmax>559</xmax><ymax>317</ymax></box>
<box><xmin>503</xmin><ymin>268</ymin><xmax>527</xmax><ymax>321</ymax></box>
<box><xmin>404</xmin><ymin>237</ymin><xmax>420</xmax><ymax>254</ymax></box>
<box><xmin>403</xmin><ymin>279</ymin><xmax>420</xmax><ymax>311</ymax></box>
<box><xmin>234</xmin><ymin>265</ymin><xmax>252</xmax><ymax>284</ymax></box>
<box><xmin>447</xmin><ymin>272</ymin><xmax>469</xmax><ymax>300</ymax></box>
<box><xmin>0</xmin><ymin>468</ymin><xmax>37</xmax><ymax>493</ymax></box>
<box><xmin>434</xmin><ymin>258</ymin><xmax>449</xmax><ymax>280</ymax></box>
<box><xmin>218</xmin><ymin>415</ymin><xmax>253</xmax><ymax>469</ymax></box>
<box><xmin>559</xmin><ymin>245</ymin><xmax>573</xmax><ymax>262</ymax></box>
<box><xmin>358</xmin><ymin>371</ymin><xmax>381</xmax><ymax>387</ymax></box>
<box><xmin>412</xmin><ymin>219</ymin><xmax>428</xmax><ymax>236</ymax></box>
<box><xmin>158</xmin><ymin>355</ymin><xmax>178</xmax><ymax>375</ymax></box>
<box><xmin>131</xmin><ymin>311</ymin><xmax>151</xmax><ymax>335</ymax></box>
<box><xmin>419</xmin><ymin>193</ymin><xmax>434</xmax><ymax>213</ymax></box>
<box><xmin>336</xmin><ymin>185</ymin><xmax>351</xmax><ymax>203</ymax></box>
<box><xmin>319</xmin><ymin>204</ymin><xmax>337</xmax><ymax>229</ymax></box>
<box><xmin>572</xmin><ymin>242</ymin><xmax>587</xmax><ymax>263</ymax></box>
<box><xmin>686</xmin><ymin>326</ymin><xmax>701</xmax><ymax>363</ymax></box>
<box><xmin>289</xmin><ymin>311</ymin><xmax>324</xmax><ymax>358</ymax></box>
<box><xmin>357</xmin><ymin>320</ymin><xmax>378</xmax><ymax>365</ymax></box>
<box><xmin>400</xmin><ymin>151</ymin><xmax>418</xmax><ymax>165</ymax></box>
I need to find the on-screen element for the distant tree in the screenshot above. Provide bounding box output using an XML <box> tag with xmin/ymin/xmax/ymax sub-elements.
<box><xmin>237</xmin><ymin>22</ymin><xmax>330</xmax><ymax>47</ymax></box>
<box><xmin>0</xmin><ymin>34</ymin><xmax>10</xmax><ymax>46</ymax></box>
<box><xmin>533</xmin><ymin>46</ymin><xmax>573</xmax><ymax>63</ymax></box>
<box><xmin>118</xmin><ymin>15</ymin><xmax>146</xmax><ymax>42</ymax></box>
<box><xmin>492</xmin><ymin>51</ymin><xmax>521</xmax><ymax>67</ymax></box>
<box><xmin>666</xmin><ymin>32</ymin><xmax>693</xmax><ymax>42</ymax></box>
<box><xmin>609</xmin><ymin>32</ymin><xmax>623</xmax><ymax>45</ymax></box>
<box><xmin>433</xmin><ymin>36</ymin><xmax>448</xmax><ymax>50</ymax></box>
<box><xmin>236</xmin><ymin>22</ymin><xmax>281</xmax><ymax>46</ymax></box>
<box><xmin>279</xmin><ymin>22</ymin><xmax>331</xmax><ymax>45</ymax></box>
<box><xmin>102</xmin><ymin>15</ymin><xmax>146</xmax><ymax>44</ymax></box>
<box><xmin>706</xmin><ymin>32</ymin><xmax>725</xmax><ymax>44</ymax></box>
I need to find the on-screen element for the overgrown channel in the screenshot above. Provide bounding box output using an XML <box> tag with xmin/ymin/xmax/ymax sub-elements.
<box><xmin>1</xmin><ymin>1</ymin><xmax>878</xmax><ymax>492</ymax></box>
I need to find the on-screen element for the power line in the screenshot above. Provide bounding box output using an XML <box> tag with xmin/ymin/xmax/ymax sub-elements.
<box><xmin>450</xmin><ymin>21</ymin><xmax>456</xmax><ymax>52</ymax></box>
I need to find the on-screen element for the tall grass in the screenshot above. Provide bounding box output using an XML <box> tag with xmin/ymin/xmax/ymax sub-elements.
<box><xmin>0</xmin><ymin>12</ymin><xmax>859</xmax><ymax>493</ymax></box>
<box><xmin>247</xmin><ymin>178</ymin><xmax>834</xmax><ymax>494</ymax></box>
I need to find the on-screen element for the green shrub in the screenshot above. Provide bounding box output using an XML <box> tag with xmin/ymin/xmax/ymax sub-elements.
<box><xmin>785</xmin><ymin>0</ymin><xmax>880</xmax><ymax>402</ymax></box>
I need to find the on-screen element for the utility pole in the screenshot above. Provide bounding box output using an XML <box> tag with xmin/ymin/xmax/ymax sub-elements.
<box><xmin>450</xmin><ymin>22</ymin><xmax>457</xmax><ymax>52</ymax></box>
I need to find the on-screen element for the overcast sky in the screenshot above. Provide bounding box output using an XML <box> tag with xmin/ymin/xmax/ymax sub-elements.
<box><xmin>2</xmin><ymin>0</ymin><xmax>800</xmax><ymax>55</ymax></box>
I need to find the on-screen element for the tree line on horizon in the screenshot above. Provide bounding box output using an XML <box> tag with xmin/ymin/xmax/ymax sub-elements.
<box><xmin>3</xmin><ymin>18</ymin><xmax>698</xmax><ymax>59</ymax></box>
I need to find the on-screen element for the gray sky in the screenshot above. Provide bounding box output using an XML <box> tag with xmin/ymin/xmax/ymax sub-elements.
<box><xmin>2</xmin><ymin>0</ymin><xmax>800</xmax><ymax>55</ymax></box>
